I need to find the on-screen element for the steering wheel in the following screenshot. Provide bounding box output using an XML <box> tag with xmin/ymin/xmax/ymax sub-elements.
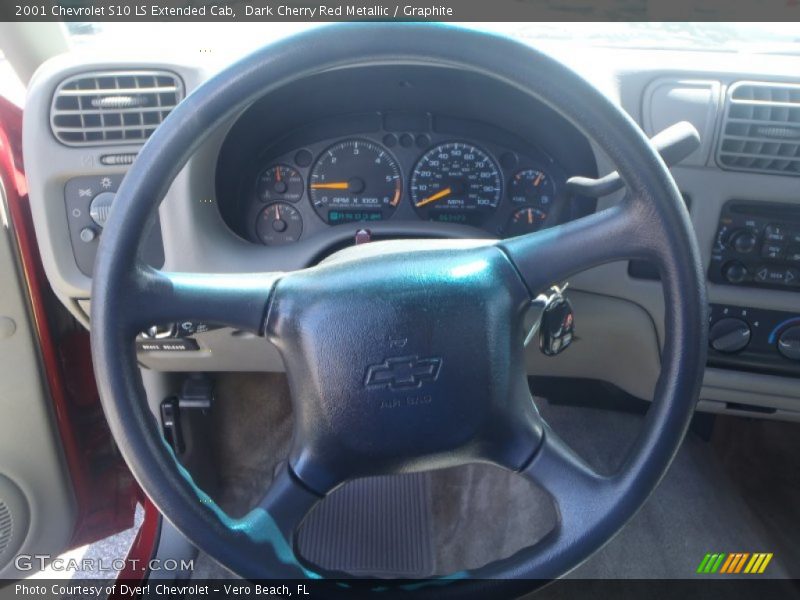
<box><xmin>91</xmin><ymin>24</ymin><xmax>707</xmax><ymax>597</ymax></box>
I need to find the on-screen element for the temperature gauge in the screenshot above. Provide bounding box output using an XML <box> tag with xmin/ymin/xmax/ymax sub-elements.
<box><xmin>257</xmin><ymin>164</ymin><xmax>303</xmax><ymax>203</ymax></box>
<box><xmin>256</xmin><ymin>202</ymin><xmax>303</xmax><ymax>246</ymax></box>
<box><xmin>505</xmin><ymin>206</ymin><xmax>548</xmax><ymax>238</ymax></box>
<box><xmin>509</xmin><ymin>169</ymin><xmax>555</xmax><ymax>207</ymax></box>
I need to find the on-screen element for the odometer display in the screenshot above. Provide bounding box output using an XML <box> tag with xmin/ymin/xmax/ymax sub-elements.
<box><xmin>327</xmin><ymin>209</ymin><xmax>384</xmax><ymax>225</ymax></box>
<box><xmin>309</xmin><ymin>139</ymin><xmax>402</xmax><ymax>224</ymax></box>
<box><xmin>410</xmin><ymin>142</ymin><xmax>502</xmax><ymax>223</ymax></box>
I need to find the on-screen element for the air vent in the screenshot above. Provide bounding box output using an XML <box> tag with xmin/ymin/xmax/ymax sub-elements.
<box><xmin>717</xmin><ymin>81</ymin><xmax>800</xmax><ymax>176</ymax></box>
<box><xmin>50</xmin><ymin>70</ymin><xmax>184</xmax><ymax>146</ymax></box>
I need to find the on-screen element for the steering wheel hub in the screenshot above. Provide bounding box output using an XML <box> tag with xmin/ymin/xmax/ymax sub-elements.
<box><xmin>267</xmin><ymin>241</ymin><xmax>541</xmax><ymax>494</ymax></box>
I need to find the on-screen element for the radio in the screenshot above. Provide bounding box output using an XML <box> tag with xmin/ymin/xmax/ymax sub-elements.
<box><xmin>709</xmin><ymin>201</ymin><xmax>800</xmax><ymax>291</ymax></box>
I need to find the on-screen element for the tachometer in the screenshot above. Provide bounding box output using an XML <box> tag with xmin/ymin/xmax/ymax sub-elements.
<box><xmin>410</xmin><ymin>142</ymin><xmax>502</xmax><ymax>225</ymax></box>
<box><xmin>309</xmin><ymin>139</ymin><xmax>402</xmax><ymax>224</ymax></box>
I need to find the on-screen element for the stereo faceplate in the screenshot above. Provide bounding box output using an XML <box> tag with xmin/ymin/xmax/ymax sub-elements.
<box><xmin>709</xmin><ymin>201</ymin><xmax>800</xmax><ymax>292</ymax></box>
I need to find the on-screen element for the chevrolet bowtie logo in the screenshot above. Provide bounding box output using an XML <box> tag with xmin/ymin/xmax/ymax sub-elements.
<box><xmin>364</xmin><ymin>355</ymin><xmax>443</xmax><ymax>390</ymax></box>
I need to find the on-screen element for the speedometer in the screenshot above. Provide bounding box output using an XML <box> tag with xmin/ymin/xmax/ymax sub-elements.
<box><xmin>410</xmin><ymin>142</ymin><xmax>502</xmax><ymax>225</ymax></box>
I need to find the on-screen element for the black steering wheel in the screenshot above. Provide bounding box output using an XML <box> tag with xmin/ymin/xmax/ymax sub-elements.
<box><xmin>91</xmin><ymin>24</ymin><xmax>707</xmax><ymax>597</ymax></box>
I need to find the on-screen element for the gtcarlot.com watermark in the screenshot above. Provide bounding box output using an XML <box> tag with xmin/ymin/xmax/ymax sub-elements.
<box><xmin>14</xmin><ymin>553</ymin><xmax>194</xmax><ymax>574</ymax></box>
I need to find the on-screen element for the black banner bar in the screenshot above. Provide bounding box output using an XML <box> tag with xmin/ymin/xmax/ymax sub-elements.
<box><xmin>2</xmin><ymin>0</ymin><xmax>800</xmax><ymax>22</ymax></box>
<box><xmin>2</xmin><ymin>579</ymin><xmax>800</xmax><ymax>600</ymax></box>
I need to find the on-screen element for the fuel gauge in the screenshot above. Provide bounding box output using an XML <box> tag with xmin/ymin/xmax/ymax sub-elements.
<box><xmin>509</xmin><ymin>169</ymin><xmax>555</xmax><ymax>207</ymax></box>
<box><xmin>505</xmin><ymin>206</ymin><xmax>548</xmax><ymax>238</ymax></box>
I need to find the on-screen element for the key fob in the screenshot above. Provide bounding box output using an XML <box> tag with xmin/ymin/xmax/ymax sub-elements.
<box><xmin>539</xmin><ymin>295</ymin><xmax>574</xmax><ymax>356</ymax></box>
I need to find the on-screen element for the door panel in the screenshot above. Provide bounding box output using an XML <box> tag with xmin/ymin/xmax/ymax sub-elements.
<box><xmin>0</xmin><ymin>99</ymin><xmax>76</xmax><ymax>576</ymax></box>
<box><xmin>0</xmin><ymin>95</ymin><xmax>138</xmax><ymax>577</ymax></box>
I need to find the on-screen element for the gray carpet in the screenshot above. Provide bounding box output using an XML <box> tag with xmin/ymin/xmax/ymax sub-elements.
<box><xmin>189</xmin><ymin>374</ymin><xmax>798</xmax><ymax>581</ymax></box>
<box><xmin>538</xmin><ymin>401</ymin><xmax>795</xmax><ymax>580</ymax></box>
<box><xmin>711</xmin><ymin>416</ymin><xmax>800</xmax><ymax>574</ymax></box>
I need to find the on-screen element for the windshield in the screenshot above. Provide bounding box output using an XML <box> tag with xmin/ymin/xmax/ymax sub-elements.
<box><xmin>2</xmin><ymin>22</ymin><xmax>797</xmax><ymax>102</ymax></box>
<box><xmin>66</xmin><ymin>22</ymin><xmax>800</xmax><ymax>56</ymax></box>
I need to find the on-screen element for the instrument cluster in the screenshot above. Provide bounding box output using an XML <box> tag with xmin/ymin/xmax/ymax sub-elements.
<box><xmin>242</xmin><ymin>128</ymin><xmax>568</xmax><ymax>246</ymax></box>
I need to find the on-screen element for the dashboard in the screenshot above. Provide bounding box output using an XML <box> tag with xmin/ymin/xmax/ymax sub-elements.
<box><xmin>19</xmin><ymin>42</ymin><xmax>800</xmax><ymax>425</ymax></box>
<box><xmin>213</xmin><ymin>63</ymin><xmax>598</xmax><ymax>255</ymax></box>
<box><xmin>225</xmin><ymin>113</ymin><xmax>575</xmax><ymax>247</ymax></box>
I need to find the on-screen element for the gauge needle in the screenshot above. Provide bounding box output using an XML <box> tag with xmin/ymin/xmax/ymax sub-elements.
<box><xmin>415</xmin><ymin>187</ymin><xmax>452</xmax><ymax>208</ymax></box>
<box><xmin>533</xmin><ymin>172</ymin><xmax>544</xmax><ymax>187</ymax></box>
<box><xmin>310</xmin><ymin>182</ymin><xmax>350</xmax><ymax>190</ymax></box>
<box><xmin>275</xmin><ymin>166</ymin><xmax>281</xmax><ymax>182</ymax></box>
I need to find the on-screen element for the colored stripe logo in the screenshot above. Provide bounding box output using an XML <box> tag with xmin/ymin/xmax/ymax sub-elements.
<box><xmin>697</xmin><ymin>552</ymin><xmax>773</xmax><ymax>574</ymax></box>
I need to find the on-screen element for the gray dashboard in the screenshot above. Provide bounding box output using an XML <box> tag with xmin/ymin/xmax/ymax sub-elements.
<box><xmin>22</xmin><ymin>41</ymin><xmax>800</xmax><ymax>422</ymax></box>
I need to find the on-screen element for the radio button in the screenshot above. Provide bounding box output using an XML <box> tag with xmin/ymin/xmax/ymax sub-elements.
<box><xmin>761</xmin><ymin>242</ymin><xmax>785</xmax><ymax>259</ymax></box>
<box><xmin>786</xmin><ymin>268</ymin><xmax>800</xmax><ymax>287</ymax></box>
<box><xmin>754</xmin><ymin>266</ymin><xmax>775</xmax><ymax>283</ymax></box>
<box><xmin>753</xmin><ymin>265</ymin><xmax>799</xmax><ymax>285</ymax></box>
<box><xmin>764</xmin><ymin>224</ymin><xmax>788</xmax><ymax>243</ymax></box>
<box><xmin>786</xmin><ymin>245</ymin><xmax>800</xmax><ymax>264</ymax></box>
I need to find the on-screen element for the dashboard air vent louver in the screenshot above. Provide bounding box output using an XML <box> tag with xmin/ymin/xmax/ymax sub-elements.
<box><xmin>50</xmin><ymin>70</ymin><xmax>184</xmax><ymax>146</ymax></box>
<box><xmin>717</xmin><ymin>81</ymin><xmax>800</xmax><ymax>177</ymax></box>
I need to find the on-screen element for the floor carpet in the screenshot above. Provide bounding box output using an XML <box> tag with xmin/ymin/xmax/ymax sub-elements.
<box><xmin>188</xmin><ymin>374</ymin><xmax>799</xmax><ymax>584</ymax></box>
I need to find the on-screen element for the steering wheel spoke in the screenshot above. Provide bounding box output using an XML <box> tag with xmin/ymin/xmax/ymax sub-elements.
<box><xmin>122</xmin><ymin>266</ymin><xmax>282</xmax><ymax>335</ymax></box>
<box><xmin>520</xmin><ymin>425</ymin><xmax>609</xmax><ymax>496</ymax></box>
<box><xmin>182</xmin><ymin>463</ymin><xmax>325</xmax><ymax>581</ymax></box>
<box><xmin>251</xmin><ymin>462</ymin><xmax>323</xmax><ymax>550</ymax></box>
<box><xmin>468</xmin><ymin>424</ymin><xmax>615</xmax><ymax>582</ymax></box>
<box><xmin>500</xmin><ymin>200</ymin><xmax>659</xmax><ymax>296</ymax></box>
<box><xmin>521</xmin><ymin>422</ymin><xmax>610</xmax><ymax>527</ymax></box>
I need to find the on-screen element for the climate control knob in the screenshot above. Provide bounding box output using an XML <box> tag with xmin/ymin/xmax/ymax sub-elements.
<box><xmin>709</xmin><ymin>317</ymin><xmax>751</xmax><ymax>354</ymax></box>
<box><xmin>777</xmin><ymin>326</ymin><xmax>800</xmax><ymax>361</ymax></box>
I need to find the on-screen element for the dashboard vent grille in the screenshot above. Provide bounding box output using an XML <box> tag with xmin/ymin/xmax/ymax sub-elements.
<box><xmin>717</xmin><ymin>81</ymin><xmax>800</xmax><ymax>177</ymax></box>
<box><xmin>50</xmin><ymin>70</ymin><xmax>184</xmax><ymax>146</ymax></box>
